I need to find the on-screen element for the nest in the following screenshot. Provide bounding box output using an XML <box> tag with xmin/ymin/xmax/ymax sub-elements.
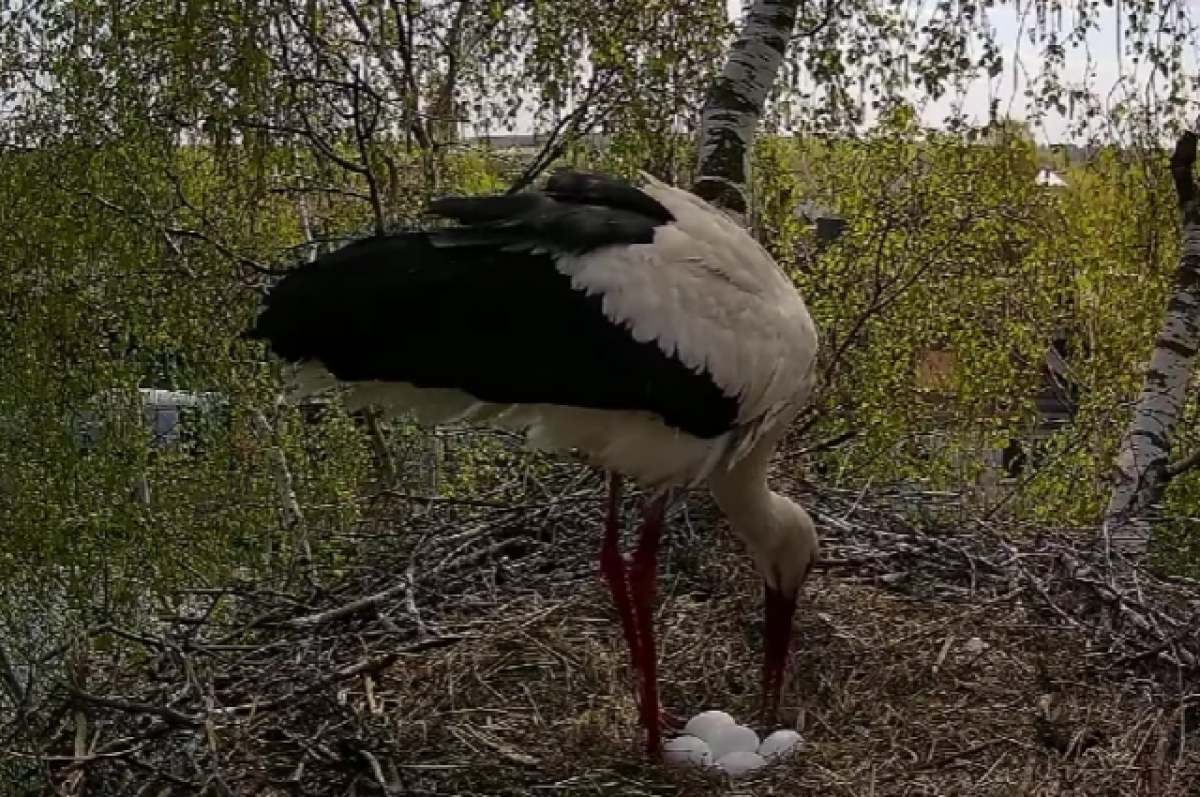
<box><xmin>8</xmin><ymin>468</ymin><xmax>1200</xmax><ymax>796</ymax></box>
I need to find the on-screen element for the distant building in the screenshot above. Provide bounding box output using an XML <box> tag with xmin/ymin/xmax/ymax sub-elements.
<box><xmin>1035</xmin><ymin>167</ymin><xmax>1068</xmax><ymax>188</ymax></box>
<box><xmin>461</xmin><ymin>132</ymin><xmax>611</xmax><ymax>155</ymax></box>
<box><xmin>794</xmin><ymin>199</ymin><xmax>847</xmax><ymax>247</ymax></box>
<box><xmin>913</xmin><ymin>328</ymin><xmax>1083</xmax><ymax>481</ymax></box>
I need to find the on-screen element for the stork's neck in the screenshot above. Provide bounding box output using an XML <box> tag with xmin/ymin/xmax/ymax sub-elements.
<box><xmin>706</xmin><ymin>421</ymin><xmax>819</xmax><ymax>599</ymax></box>
<box><xmin>706</xmin><ymin>425</ymin><xmax>790</xmax><ymax>537</ymax></box>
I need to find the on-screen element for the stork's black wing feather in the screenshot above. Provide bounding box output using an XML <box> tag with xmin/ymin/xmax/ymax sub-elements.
<box><xmin>426</xmin><ymin>169</ymin><xmax>675</xmax><ymax>255</ymax></box>
<box><xmin>543</xmin><ymin>169</ymin><xmax>675</xmax><ymax>223</ymax></box>
<box><xmin>246</xmin><ymin>231</ymin><xmax>740</xmax><ymax>439</ymax></box>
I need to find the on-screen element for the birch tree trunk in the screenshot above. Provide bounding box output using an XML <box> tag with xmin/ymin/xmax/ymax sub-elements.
<box><xmin>1102</xmin><ymin>126</ymin><xmax>1200</xmax><ymax>556</ymax></box>
<box><xmin>692</xmin><ymin>0</ymin><xmax>801</xmax><ymax>217</ymax></box>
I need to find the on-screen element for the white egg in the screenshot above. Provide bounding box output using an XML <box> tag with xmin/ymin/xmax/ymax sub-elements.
<box><xmin>662</xmin><ymin>735</ymin><xmax>712</xmax><ymax>768</ymax></box>
<box><xmin>707</xmin><ymin>724</ymin><xmax>760</xmax><ymax>760</ymax></box>
<box><xmin>715</xmin><ymin>751</ymin><xmax>767</xmax><ymax>778</ymax></box>
<box><xmin>682</xmin><ymin>710</ymin><xmax>736</xmax><ymax>743</ymax></box>
<box><xmin>758</xmin><ymin>729</ymin><xmax>805</xmax><ymax>759</ymax></box>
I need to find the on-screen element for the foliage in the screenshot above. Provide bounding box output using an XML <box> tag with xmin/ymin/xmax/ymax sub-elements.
<box><xmin>6</xmin><ymin>1</ymin><xmax>1200</xmax><ymax>789</ymax></box>
<box><xmin>750</xmin><ymin>115</ymin><xmax>1197</xmax><ymax>532</ymax></box>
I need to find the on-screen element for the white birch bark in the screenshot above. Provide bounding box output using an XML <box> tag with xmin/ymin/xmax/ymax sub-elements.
<box><xmin>249</xmin><ymin>409</ymin><xmax>314</xmax><ymax>574</ymax></box>
<box><xmin>693</xmin><ymin>0</ymin><xmax>801</xmax><ymax>218</ymax></box>
<box><xmin>1102</xmin><ymin>126</ymin><xmax>1200</xmax><ymax>556</ymax></box>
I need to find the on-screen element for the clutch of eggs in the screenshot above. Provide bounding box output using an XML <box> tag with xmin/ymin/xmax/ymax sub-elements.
<box><xmin>662</xmin><ymin>710</ymin><xmax>805</xmax><ymax>778</ymax></box>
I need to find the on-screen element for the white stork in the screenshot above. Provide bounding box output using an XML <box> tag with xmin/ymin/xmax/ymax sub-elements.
<box><xmin>246</xmin><ymin>169</ymin><xmax>821</xmax><ymax>759</ymax></box>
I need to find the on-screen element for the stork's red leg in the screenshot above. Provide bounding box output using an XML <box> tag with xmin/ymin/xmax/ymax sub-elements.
<box><xmin>598</xmin><ymin>473</ymin><xmax>643</xmax><ymax>674</ymax></box>
<box><xmin>629</xmin><ymin>491</ymin><xmax>669</xmax><ymax>760</ymax></box>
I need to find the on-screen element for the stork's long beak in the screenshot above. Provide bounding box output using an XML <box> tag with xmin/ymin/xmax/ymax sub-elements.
<box><xmin>762</xmin><ymin>584</ymin><xmax>798</xmax><ymax>719</ymax></box>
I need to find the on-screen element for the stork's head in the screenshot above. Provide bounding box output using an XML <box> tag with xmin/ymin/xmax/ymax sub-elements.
<box><xmin>747</xmin><ymin>495</ymin><xmax>818</xmax><ymax>720</ymax></box>
<box><xmin>709</xmin><ymin>478</ymin><xmax>820</xmax><ymax>720</ymax></box>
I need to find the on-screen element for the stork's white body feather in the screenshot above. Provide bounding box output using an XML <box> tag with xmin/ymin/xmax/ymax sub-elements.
<box><xmin>288</xmin><ymin>174</ymin><xmax>818</xmax><ymax>490</ymax></box>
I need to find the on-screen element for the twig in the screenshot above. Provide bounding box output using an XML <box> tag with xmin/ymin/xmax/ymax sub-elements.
<box><xmin>212</xmin><ymin>653</ymin><xmax>400</xmax><ymax>715</ymax></box>
<box><xmin>249</xmin><ymin>410</ymin><xmax>314</xmax><ymax>578</ymax></box>
<box><xmin>1166</xmin><ymin>447</ymin><xmax>1200</xmax><ymax>478</ymax></box>
<box><xmin>64</xmin><ymin>687</ymin><xmax>202</xmax><ymax>728</ymax></box>
<box><xmin>274</xmin><ymin>582</ymin><xmax>409</xmax><ymax>629</ymax></box>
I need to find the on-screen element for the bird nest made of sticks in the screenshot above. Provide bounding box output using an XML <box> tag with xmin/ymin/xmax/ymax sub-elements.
<box><xmin>9</xmin><ymin>473</ymin><xmax>1200</xmax><ymax>796</ymax></box>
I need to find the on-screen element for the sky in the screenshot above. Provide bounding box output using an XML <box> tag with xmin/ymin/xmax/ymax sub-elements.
<box><xmin>733</xmin><ymin>0</ymin><xmax>1200</xmax><ymax>145</ymax></box>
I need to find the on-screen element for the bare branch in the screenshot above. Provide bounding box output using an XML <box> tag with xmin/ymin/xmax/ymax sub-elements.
<box><xmin>348</xmin><ymin>66</ymin><xmax>387</xmax><ymax>235</ymax></box>
<box><xmin>1166</xmin><ymin>446</ymin><xmax>1200</xmax><ymax>478</ymax></box>
<box><xmin>505</xmin><ymin>69</ymin><xmax>622</xmax><ymax>194</ymax></box>
<box><xmin>64</xmin><ymin>687</ymin><xmax>202</xmax><ymax>728</ymax></box>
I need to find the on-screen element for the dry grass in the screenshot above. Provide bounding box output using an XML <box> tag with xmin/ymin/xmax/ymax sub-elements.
<box><xmin>9</xmin><ymin>471</ymin><xmax>1200</xmax><ymax>796</ymax></box>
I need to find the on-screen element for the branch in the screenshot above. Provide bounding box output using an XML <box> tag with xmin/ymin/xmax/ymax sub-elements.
<box><xmin>385</xmin><ymin>0</ymin><xmax>435</xmax><ymax>151</ymax></box>
<box><xmin>299</xmin><ymin>110</ymin><xmax>370</xmax><ymax>177</ymax></box>
<box><xmin>503</xmin><ymin>3</ymin><xmax>648</xmax><ymax>194</ymax></box>
<box><xmin>348</xmin><ymin>65</ymin><xmax>387</xmax><ymax>235</ymax></box>
<box><xmin>0</xmin><ymin>641</ymin><xmax>29</xmax><ymax>710</ymax></box>
<box><xmin>796</xmin><ymin>0</ymin><xmax>837</xmax><ymax>37</ymax></box>
<box><xmin>211</xmin><ymin>653</ymin><xmax>400</xmax><ymax>716</ymax></box>
<box><xmin>273</xmin><ymin>582</ymin><xmax>409</xmax><ymax>629</ymax></box>
<box><xmin>249</xmin><ymin>410</ymin><xmax>314</xmax><ymax>580</ymax></box>
<box><xmin>1166</xmin><ymin>446</ymin><xmax>1200</xmax><ymax>478</ymax></box>
<box><xmin>789</xmin><ymin>206</ymin><xmax>983</xmax><ymax>442</ymax></box>
<box><xmin>64</xmin><ymin>687</ymin><xmax>202</xmax><ymax>728</ymax></box>
<box><xmin>78</xmin><ymin>187</ymin><xmax>282</xmax><ymax>278</ymax></box>
<box><xmin>362</xmin><ymin>405</ymin><xmax>399</xmax><ymax>487</ymax></box>
<box><xmin>798</xmin><ymin>429</ymin><xmax>858</xmax><ymax>456</ymax></box>
<box><xmin>434</xmin><ymin>0</ymin><xmax>474</xmax><ymax>142</ymax></box>
<box><xmin>505</xmin><ymin>69</ymin><xmax>622</xmax><ymax>195</ymax></box>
